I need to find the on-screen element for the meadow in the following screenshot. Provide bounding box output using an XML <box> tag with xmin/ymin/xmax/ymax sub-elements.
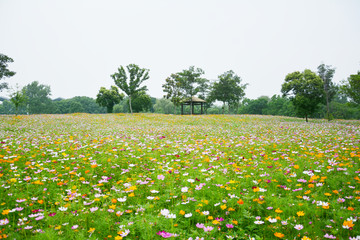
<box><xmin>0</xmin><ymin>114</ymin><xmax>359</xmax><ymax>240</ymax></box>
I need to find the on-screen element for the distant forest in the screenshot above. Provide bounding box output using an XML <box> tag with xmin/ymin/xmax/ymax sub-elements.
<box><xmin>1</xmin><ymin>81</ymin><xmax>359</xmax><ymax>120</ymax></box>
<box><xmin>1</xmin><ymin>53</ymin><xmax>360</xmax><ymax>120</ymax></box>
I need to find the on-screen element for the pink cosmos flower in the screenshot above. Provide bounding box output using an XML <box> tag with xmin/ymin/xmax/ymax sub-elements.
<box><xmin>226</xmin><ymin>224</ymin><xmax>234</xmax><ymax>228</ymax></box>
<box><xmin>196</xmin><ymin>223</ymin><xmax>205</xmax><ymax>228</ymax></box>
<box><xmin>157</xmin><ymin>175</ymin><xmax>165</xmax><ymax>180</ymax></box>
<box><xmin>157</xmin><ymin>231</ymin><xmax>173</xmax><ymax>238</ymax></box>
<box><xmin>203</xmin><ymin>226</ymin><xmax>214</xmax><ymax>232</ymax></box>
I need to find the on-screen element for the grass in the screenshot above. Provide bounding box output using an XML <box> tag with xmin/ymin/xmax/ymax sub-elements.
<box><xmin>0</xmin><ymin>113</ymin><xmax>359</xmax><ymax>240</ymax></box>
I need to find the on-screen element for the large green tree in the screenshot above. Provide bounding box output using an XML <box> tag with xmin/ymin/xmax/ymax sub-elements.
<box><xmin>341</xmin><ymin>71</ymin><xmax>360</xmax><ymax>105</ymax></box>
<box><xmin>281</xmin><ymin>69</ymin><xmax>325</xmax><ymax>122</ymax></box>
<box><xmin>317</xmin><ymin>63</ymin><xmax>336</xmax><ymax>120</ymax></box>
<box><xmin>177</xmin><ymin>66</ymin><xmax>207</xmax><ymax>115</ymax></box>
<box><xmin>9</xmin><ymin>88</ymin><xmax>27</xmax><ymax>115</ymax></box>
<box><xmin>209</xmin><ymin>70</ymin><xmax>247</xmax><ymax>114</ymax></box>
<box><xmin>23</xmin><ymin>81</ymin><xmax>52</xmax><ymax>114</ymax></box>
<box><xmin>96</xmin><ymin>86</ymin><xmax>124</xmax><ymax>113</ymax></box>
<box><xmin>128</xmin><ymin>91</ymin><xmax>152</xmax><ymax>113</ymax></box>
<box><xmin>0</xmin><ymin>53</ymin><xmax>16</xmax><ymax>92</ymax></box>
<box><xmin>162</xmin><ymin>73</ymin><xmax>183</xmax><ymax>114</ymax></box>
<box><xmin>111</xmin><ymin>64</ymin><xmax>149</xmax><ymax>114</ymax></box>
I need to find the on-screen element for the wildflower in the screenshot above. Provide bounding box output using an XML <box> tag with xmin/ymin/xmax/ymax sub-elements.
<box><xmin>275</xmin><ymin>208</ymin><xmax>283</xmax><ymax>213</ymax></box>
<box><xmin>343</xmin><ymin>220</ymin><xmax>354</xmax><ymax>229</ymax></box>
<box><xmin>90</xmin><ymin>207</ymin><xmax>98</xmax><ymax>212</ymax></box>
<box><xmin>220</xmin><ymin>204</ymin><xmax>227</xmax><ymax>210</ymax></box>
<box><xmin>88</xmin><ymin>228</ymin><xmax>95</xmax><ymax>233</ymax></box>
<box><xmin>301</xmin><ymin>237</ymin><xmax>311</xmax><ymax>240</ymax></box>
<box><xmin>226</xmin><ymin>224</ymin><xmax>234</xmax><ymax>228</ymax></box>
<box><xmin>254</xmin><ymin>220</ymin><xmax>264</xmax><ymax>224</ymax></box>
<box><xmin>297</xmin><ymin>211</ymin><xmax>305</xmax><ymax>216</ymax></box>
<box><xmin>166</xmin><ymin>213</ymin><xmax>176</xmax><ymax>219</ymax></box>
<box><xmin>160</xmin><ymin>209</ymin><xmax>170</xmax><ymax>217</ymax></box>
<box><xmin>237</xmin><ymin>199</ymin><xmax>244</xmax><ymax>205</ymax></box>
<box><xmin>58</xmin><ymin>207</ymin><xmax>67</xmax><ymax>211</ymax></box>
<box><xmin>268</xmin><ymin>218</ymin><xmax>277</xmax><ymax>223</ymax></box>
<box><xmin>294</xmin><ymin>224</ymin><xmax>304</xmax><ymax>230</ymax></box>
<box><xmin>203</xmin><ymin>226</ymin><xmax>214</xmax><ymax>232</ymax></box>
<box><xmin>35</xmin><ymin>215</ymin><xmax>44</xmax><ymax>221</ymax></box>
<box><xmin>281</xmin><ymin>221</ymin><xmax>288</xmax><ymax>225</ymax></box>
<box><xmin>185</xmin><ymin>213</ymin><xmax>192</xmax><ymax>218</ymax></box>
<box><xmin>157</xmin><ymin>231</ymin><xmax>174</xmax><ymax>238</ymax></box>
<box><xmin>1</xmin><ymin>209</ymin><xmax>10</xmax><ymax>215</ymax></box>
<box><xmin>157</xmin><ymin>175</ymin><xmax>165</xmax><ymax>180</ymax></box>
<box><xmin>196</xmin><ymin>223</ymin><xmax>205</xmax><ymax>228</ymax></box>
<box><xmin>72</xmin><ymin>225</ymin><xmax>79</xmax><ymax>229</ymax></box>
<box><xmin>324</xmin><ymin>233</ymin><xmax>336</xmax><ymax>239</ymax></box>
<box><xmin>274</xmin><ymin>232</ymin><xmax>284</xmax><ymax>238</ymax></box>
<box><xmin>181</xmin><ymin>187</ymin><xmax>189</xmax><ymax>193</ymax></box>
<box><xmin>117</xmin><ymin>197</ymin><xmax>127</xmax><ymax>202</ymax></box>
<box><xmin>179</xmin><ymin>210</ymin><xmax>185</xmax><ymax>215</ymax></box>
<box><xmin>0</xmin><ymin>219</ymin><xmax>9</xmax><ymax>225</ymax></box>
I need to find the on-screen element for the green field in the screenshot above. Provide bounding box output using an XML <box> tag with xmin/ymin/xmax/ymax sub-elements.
<box><xmin>0</xmin><ymin>114</ymin><xmax>359</xmax><ymax>239</ymax></box>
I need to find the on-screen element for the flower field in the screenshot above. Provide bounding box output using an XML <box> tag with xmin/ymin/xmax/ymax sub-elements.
<box><xmin>0</xmin><ymin>114</ymin><xmax>359</xmax><ymax>240</ymax></box>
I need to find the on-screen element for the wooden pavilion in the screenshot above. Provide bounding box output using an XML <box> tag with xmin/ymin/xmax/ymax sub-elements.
<box><xmin>181</xmin><ymin>96</ymin><xmax>206</xmax><ymax>115</ymax></box>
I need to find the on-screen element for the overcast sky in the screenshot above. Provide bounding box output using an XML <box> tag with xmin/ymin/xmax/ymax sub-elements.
<box><xmin>1</xmin><ymin>0</ymin><xmax>359</xmax><ymax>100</ymax></box>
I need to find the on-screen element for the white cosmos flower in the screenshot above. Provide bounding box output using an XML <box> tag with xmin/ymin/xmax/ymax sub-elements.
<box><xmin>58</xmin><ymin>207</ymin><xmax>67</xmax><ymax>211</ymax></box>
<box><xmin>117</xmin><ymin>197</ymin><xmax>127</xmax><ymax>202</ymax></box>
<box><xmin>181</xmin><ymin>187</ymin><xmax>189</xmax><ymax>193</ymax></box>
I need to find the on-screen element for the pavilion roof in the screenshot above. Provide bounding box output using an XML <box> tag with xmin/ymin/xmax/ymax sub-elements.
<box><xmin>181</xmin><ymin>96</ymin><xmax>206</xmax><ymax>103</ymax></box>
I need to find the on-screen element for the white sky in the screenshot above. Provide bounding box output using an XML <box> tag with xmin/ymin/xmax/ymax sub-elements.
<box><xmin>1</xmin><ymin>0</ymin><xmax>359</xmax><ymax>100</ymax></box>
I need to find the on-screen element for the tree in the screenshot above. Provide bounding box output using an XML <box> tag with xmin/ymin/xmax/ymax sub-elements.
<box><xmin>341</xmin><ymin>71</ymin><xmax>360</xmax><ymax>105</ymax></box>
<box><xmin>129</xmin><ymin>91</ymin><xmax>152</xmax><ymax>113</ymax></box>
<box><xmin>177</xmin><ymin>66</ymin><xmax>207</xmax><ymax>115</ymax></box>
<box><xmin>281</xmin><ymin>69</ymin><xmax>325</xmax><ymax>122</ymax></box>
<box><xmin>317</xmin><ymin>63</ymin><xmax>336</xmax><ymax>120</ymax></box>
<box><xmin>162</xmin><ymin>73</ymin><xmax>182</xmax><ymax>114</ymax></box>
<box><xmin>0</xmin><ymin>53</ymin><xmax>16</xmax><ymax>92</ymax></box>
<box><xmin>111</xmin><ymin>64</ymin><xmax>149</xmax><ymax>114</ymax></box>
<box><xmin>209</xmin><ymin>70</ymin><xmax>247</xmax><ymax>114</ymax></box>
<box><xmin>96</xmin><ymin>86</ymin><xmax>124</xmax><ymax>113</ymax></box>
<box><xmin>23</xmin><ymin>81</ymin><xmax>52</xmax><ymax>114</ymax></box>
<box><xmin>10</xmin><ymin>88</ymin><xmax>27</xmax><ymax>115</ymax></box>
<box><xmin>154</xmin><ymin>98</ymin><xmax>174</xmax><ymax>114</ymax></box>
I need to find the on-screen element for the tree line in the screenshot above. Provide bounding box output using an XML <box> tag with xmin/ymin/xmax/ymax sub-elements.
<box><xmin>1</xmin><ymin>53</ymin><xmax>360</xmax><ymax>120</ymax></box>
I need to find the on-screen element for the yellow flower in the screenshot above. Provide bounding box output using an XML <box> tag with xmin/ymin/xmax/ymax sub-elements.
<box><xmin>179</xmin><ymin>210</ymin><xmax>185</xmax><ymax>215</ymax></box>
<box><xmin>343</xmin><ymin>220</ymin><xmax>354</xmax><ymax>228</ymax></box>
<box><xmin>114</xmin><ymin>236</ymin><xmax>123</xmax><ymax>240</ymax></box>
<box><xmin>1</xmin><ymin>209</ymin><xmax>10</xmax><ymax>215</ymax></box>
<box><xmin>220</xmin><ymin>204</ymin><xmax>227</xmax><ymax>210</ymax></box>
<box><xmin>212</xmin><ymin>220</ymin><xmax>220</xmax><ymax>225</ymax></box>
<box><xmin>208</xmin><ymin>216</ymin><xmax>213</xmax><ymax>220</ymax></box>
<box><xmin>297</xmin><ymin>211</ymin><xmax>305</xmax><ymax>217</ymax></box>
<box><xmin>88</xmin><ymin>228</ymin><xmax>95</xmax><ymax>233</ymax></box>
<box><xmin>232</xmin><ymin>220</ymin><xmax>238</xmax><ymax>225</ymax></box>
<box><xmin>301</xmin><ymin>236</ymin><xmax>311</xmax><ymax>240</ymax></box>
<box><xmin>275</xmin><ymin>208</ymin><xmax>283</xmax><ymax>213</ymax></box>
<box><xmin>274</xmin><ymin>232</ymin><xmax>284</xmax><ymax>238</ymax></box>
<box><xmin>128</xmin><ymin>193</ymin><xmax>135</xmax><ymax>197</ymax></box>
<box><xmin>324</xmin><ymin>193</ymin><xmax>331</xmax><ymax>196</ymax></box>
<box><xmin>109</xmin><ymin>204</ymin><xmax>116</xmax><ymax>210</ymax></box>
<box><xmin>293</xmin><ymin>165</ymin><xmax>299</xmax><ymax>169</ymax></box>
